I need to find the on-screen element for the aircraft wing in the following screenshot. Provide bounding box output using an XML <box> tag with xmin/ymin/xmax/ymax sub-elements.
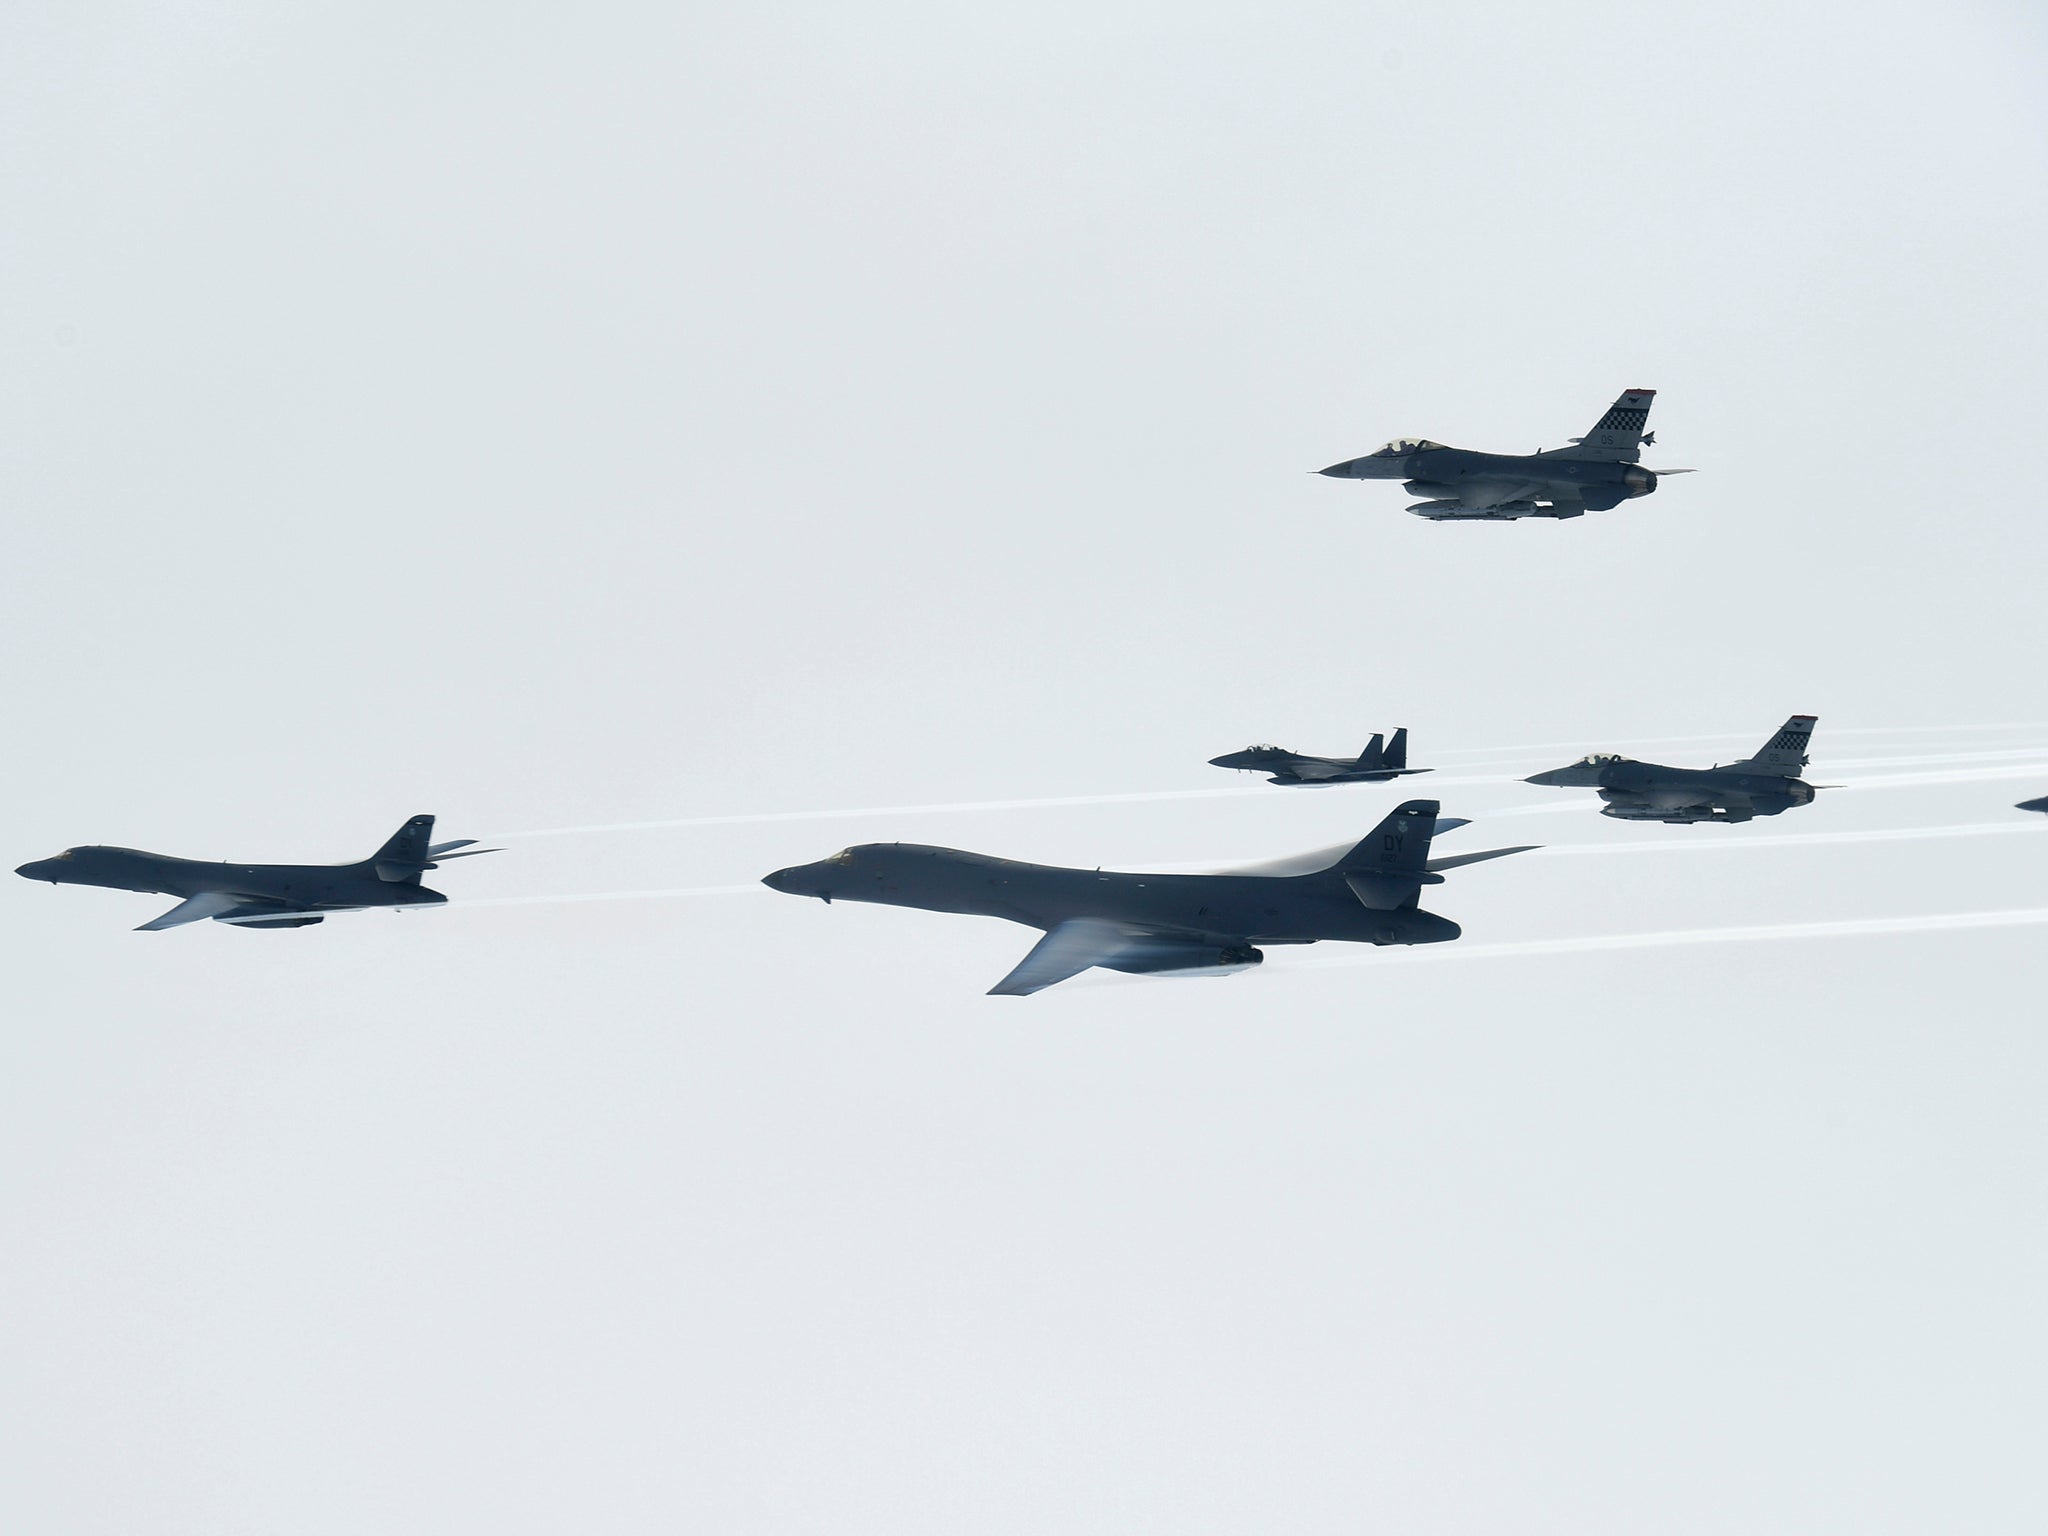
<box><xmin>1287</xmin><ymin>759</ymin><xmax>1352</xmax><ymax>781</ymax></box>
<box><xmin>135</xmin><ymin>891</ymin><xmax>251</xmax><ymax>930</ymax></box>
<box><xmin>1459</xmin><ymin>479</ymin><xmax>1546</xmax><ymax>508</ymax></box>
<box><xmin>137</xmin><ymin>892</ymin><xmax>337</xmax><ymax>930</ymax></box>
<box><xmin>989</xmin><ymin>920</ymin><xmax>1146</xmax><ymax>996</ymax></box>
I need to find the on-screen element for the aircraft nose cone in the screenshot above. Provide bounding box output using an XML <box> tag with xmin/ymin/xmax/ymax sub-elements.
<box><xmin>1317</xmin><ymin>460</ymin><xmax>1361</xmax><ymax>477</ymax></box>
<box><xmin>762</xmin><ymin>865</ymin><xmax>832</xmax><ymax>902</ymax></box>
<box><xmin>16</xmin><ymin>860</ymin><xmax>52</xmax><ymax>880</ymax></box>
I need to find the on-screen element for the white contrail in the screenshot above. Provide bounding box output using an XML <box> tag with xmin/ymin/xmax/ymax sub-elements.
<box><xmin>494</xmin><ymin>749</ymin><xmax>2048</xmax><ymax>841</ymax></box>
<box><xmin>1425</xmin><ymin>720</ymin><xmax>2048</xmax><ymax>760</ymax></box>
<box><xmin>1532</xmin><ymin>820</ymin><xmax>2048</xmax><ymax>857</ymax></box>
<box><xmin>1297</xmin><ymin>906</ymin><xmax>2048</xmax><ymax>971</ymax></box>
<box><xmin>450</xmin><ymin>884</ymin><xmax>769</xmax><ymax>909</ymax></box>
<box><xmin>448</xmin><ymin>818</ymin><xmax>2048</xmax><ymax>912</ymax></box>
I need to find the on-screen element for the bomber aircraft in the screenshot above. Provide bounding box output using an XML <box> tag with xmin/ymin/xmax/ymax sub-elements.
<box><xmin>1523</xmin><ymin>716</ymin><xmax>1821</xmax><ymax>824</ymax></box>
<box><xmin>762</xmin><ymin>800</ymin><xmax>1533</xmax><ymax>995</ymax></box>
<box><xmin>1209</xmin><ymin>727</ymin><xmax>1429</xmax><ymax>786</ymax></box>
<box><xmin>15</xmin><ymin>814</ymin><xmax>498</xmax><ymax>929</ymax></box>
<box><xmin>1317</xmin><ymin>388</ymin><xmax>1691</xmax><ymax>520</ymax></box>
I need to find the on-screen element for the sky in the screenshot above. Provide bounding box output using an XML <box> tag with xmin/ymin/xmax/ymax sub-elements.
<box><xmin>4</xmin><ymin>1</ymin><xmax>2047</xmax><ymax>1530</ymax></box>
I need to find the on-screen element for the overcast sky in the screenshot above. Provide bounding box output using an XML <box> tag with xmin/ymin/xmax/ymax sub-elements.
<box><xmin>5</xmin><ymin>2</ymin><xmax>2048</xmax><ymax>1530</ymax></box>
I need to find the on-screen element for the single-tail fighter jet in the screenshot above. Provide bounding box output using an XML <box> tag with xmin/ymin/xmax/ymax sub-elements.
<box><xmin>1209</xmin><ymin>727</ymin><xmax>1430</xmax><ymax>786</ymax></box>
<box><xmin>762</xmin><ymin>800</ymin><xmax>1533</xmax><ymax>995</ymax></box>
<box><xmin>1524</xmin><ymin>717</ymin><xmax>1821</xmax><ymax>824</ymax></box>
<box><xmin>15</xmin><ymin>815</ymin><xmax>498</xmax><ymax>929</ymax></box>
<box><xmin>1317</xmin><ymin>388</ymin><xmax>1692</xmax><ymax>520</ymax></box>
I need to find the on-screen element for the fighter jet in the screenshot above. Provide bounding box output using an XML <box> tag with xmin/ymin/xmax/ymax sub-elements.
<box><xmin>2018</xmin><ymin>796</ymin><xmax>2048</xmax><ymax>814</ymax></box>
<box><xmin>14</xmin><ymin>814</ymin><xmax>498</xmax><ymax>929</ymax></box>
<box><xmin>1317</xmin><ymin>388</ymin><xmax>1692</xmax><ymax>520</ymax></box>
<box><xmin>762</xmin><ymin>800</ymin><xmax>1533</xmax><ymax>995</ymax></box>
<box><xmin>1209</xmin><ymin>727</ymin><xmax>1430</xmax><ymax>786</ymax></box>
<box><xmin>1523</xmin><ymin>716</ymin><xmax>1820</xmax><ymax>824</ymax></box>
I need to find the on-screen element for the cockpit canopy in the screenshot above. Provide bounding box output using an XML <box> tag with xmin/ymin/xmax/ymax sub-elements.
<box><xmin>823</xmin><ymin>848</ymin><xmax>857</xmax><ymax>867</ymax></box>
<box><xmin>1372</xmin><ymin>437</ymin><xmax>1446</xmax><ymax>456</ymax></box>
<box><xmin>1579</xmin><ymin>753</ymin><xmax>1624</xmax><ymax>766</ymax></box>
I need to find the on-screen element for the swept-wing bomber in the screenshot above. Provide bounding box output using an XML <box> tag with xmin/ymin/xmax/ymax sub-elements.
<box><xmin>1209</xmin><ymin>727</ymin><xmax>1430</xmax><ymax>786</ymax></box>
<box><xmin>15</xmin><ymin>814</ymin><xmax>498</xmax><ymax>929</ymax></box>
<box><xmin>1524</xmin><ymin>716</ymin><xmax>1821</xmax><ymax>824</ymax></box>
<box><xmin>763</xmin><ymin>800</ymin><xmax>1533</xmax><ymax>995</ymax></box>
<box><xmin>1318</xmin><ymin>389</ymin><xmax>1691</xmax><ymax>520</ymax></box>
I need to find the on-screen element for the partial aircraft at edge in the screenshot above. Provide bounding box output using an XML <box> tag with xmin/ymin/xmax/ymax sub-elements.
<box><xmin>762</xmin><ymin>800</ymin><xmax>1534</xmax><ymax>995</ymax></box>
<box><xmin>15</xmin><ymin>815</ymin><xmax>499</xmax><ymax>929</ymax></box>
<box><xmin>1210</xmin><ymin>727</ymin><xmax>1430</xmax><ymax>786</ymax></box>
<box><xmin>1523</xmin><ymin>716</ymin><xmax>1821</xmax><ymax>824</ymax></box>
<box><xmin>1317</xmin><ymin>389</ymin><xmax>1692</xmax><ymax>520</ymax></box>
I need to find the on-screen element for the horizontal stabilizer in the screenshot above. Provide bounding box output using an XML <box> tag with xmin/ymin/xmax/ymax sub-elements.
<box><xmin>1345</xmin><ymin>870</ymin><xmax>1441</xmax><ymax>910</ymax></box>
<box><xmin>1424</xmin><ymin>845</ymin><xmax>1539</xmax><ymax>873</ymax></box>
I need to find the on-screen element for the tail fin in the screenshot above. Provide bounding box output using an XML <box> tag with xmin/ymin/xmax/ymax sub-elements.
<box><xmin>1341</xmin><ymin>800</ymin><xmax>1451</xmax><ymax>875</ymax></box>
<box><xmin>1729</xmin><ymin>715</ymin><xmax>1817</xmax><ymax>776</ymax></box>
<box><xmin>1549</xmin><ymin>388</ymin><xmax>1656</xmax><ymax>461</ymax></box>
<box><xmin>370</xmin><ymin>814</ymin><xmax>436</xmax><ymax>882</ymax></box>
<box><xmin>1335</xmin><ymin>800</ymin><xmax>1458</xmax><ymax>909</ymax></box>
<box><xmin>1385</xmin><ymin>727</ymin><xmax>1409</xmax><ymax>770</ymax></box>
<box><xmin>1358</xmin><ymin>732</ymin><xmax>1386</xmax><ymax>768</ymax></box>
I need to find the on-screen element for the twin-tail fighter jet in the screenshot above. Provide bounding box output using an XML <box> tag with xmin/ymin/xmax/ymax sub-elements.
<box><xmin>1209</xmin><ymin>727</ymin><xmax>1429</xmax><ymax>786</ymax></box>
<box><xmin>1317</xmin><ymin>389</ymin><xmax>1692</xmax><ymax>520</ymax></box>
<box><xmin>15</xmin><ymin>814</ymin><xmax>498</xmax><ymax>929</ymax></box>
<box><xmin>762</xmin><ymin>800</ymin><xmax>1534</xmax><ymax>995</ymax></box>
<box><xmin>1524</xmin><ymin>716</ymin><xmax>1821</xmax><ymax>824</ymax></box>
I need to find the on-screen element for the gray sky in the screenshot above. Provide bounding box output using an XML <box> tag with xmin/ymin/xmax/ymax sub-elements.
<box><xmin>5</xmin><ymin>2</ymin><xmax>2047</xmax><ymax>1530</ymax></box>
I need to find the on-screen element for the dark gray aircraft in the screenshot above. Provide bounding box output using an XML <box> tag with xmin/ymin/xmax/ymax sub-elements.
<box><xmin>1524</xmin><ymin>716</ymin><xmax>1820</xmax><ymax>824</ymax></box>
<box><xmin>762</xmin><ymin>800</ymin><xmax>1533</xmax><ymax>995</ymax></box>
<box><xmin>14</xmin><ymin>815</ymin><xmax>498</xmax><ymax>929</ymax></box>
<box><xmin>1209</xmin><ymin>728</ymin><xmax>1429</xmax><ymax>786</ymax></box>
<box><xmin>2019</xmin><ymin>795</ymin><xmax>2048</xmax><ymax>814</ymax></box>
<box><xmin>1317</xmin><ymin>388</ymin><xmax>1692</xmax><ymax>520</ymax></box>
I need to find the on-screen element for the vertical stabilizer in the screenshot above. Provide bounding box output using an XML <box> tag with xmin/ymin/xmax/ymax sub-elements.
<box><xmin>1358</xmin><ymin>732</ymin><xmax>1386</xmax><ymax>768</ymax></box>
<box><xmin>1385</xmin><ymin>727</ymin><xmax>1409</xmax><ymax>770</ymax></box>
<box><xmin>371</xmin><ymin>814</ymin><xmax>437</xmax><ymax>881</ymax></box>
<box><xmin>1550</xmin><ymin>389</ymin><xmax>1656</xmax><ymax>461</ymax></box>
<box><xmin>1731</xmin><ymin>716</ymin><xmax>1817</xmax><ymax>776</ymax></box>
<box><xmin>1339</xmin><ymin>800</ymin><xmax>1446</xmax><ymax>875</ymax></box>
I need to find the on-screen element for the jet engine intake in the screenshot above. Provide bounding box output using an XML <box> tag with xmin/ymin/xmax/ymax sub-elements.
<box><xmin>1402</xmin><ymin>480</ymin><xmax>1458</xmax><ymax>499</ymax></box>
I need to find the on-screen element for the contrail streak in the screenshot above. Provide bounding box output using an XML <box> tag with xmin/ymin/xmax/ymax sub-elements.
<box><xmin>450</xmin><ymin>884</ymin><xmax>768</xmax><ymax>909</ymax></box>
<box><xmin>1532</xmin><ymin>820</ymin><xmax>2048</xmax><ymax>857</ymax></box>
<box><xmin>1296</xmin><ymin>907</ymin><xmax>2048</xmax><ymax>971</ymax></box>
<box><xmin>449</xmin><ymin>819</ymin><xmax>2047</xmax><ymax>911</ymax></box>
<box><xmin>495</xmin><ymin>749</ymin><xmax>2048</xmax><ymax>840</ymax></box>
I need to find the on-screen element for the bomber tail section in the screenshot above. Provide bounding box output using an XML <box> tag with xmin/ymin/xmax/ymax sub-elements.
<box><xmin>1545</xmin><ymin>388</ymin><xmax>1656</xmax><ymax>462</ymax></box>
<box><xmin>371</xmin><ymin>815</ymin><xmax>438</xmax><ymax>882</ymax></box>
<box><xmin>1330</xmin><ymin>800</ymin><xmax>1534</xmax><ymax>909</ymax></box>
<box><xmin>366</xmin><ymin>816</ymin><xmax>501</xmax><ymax>883</ymax></box>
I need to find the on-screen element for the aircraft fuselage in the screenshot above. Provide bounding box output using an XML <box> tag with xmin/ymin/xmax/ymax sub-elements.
<box><xmin>762</xmin><ymin>844</ymin><xmax>1458</xmax><ymax>946</ymax></box>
